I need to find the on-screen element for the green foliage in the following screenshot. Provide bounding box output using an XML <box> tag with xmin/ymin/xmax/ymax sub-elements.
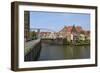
<box><xmin>63</xmin><ymin>38</ymin><xmax>90</xmax><ymax>45</ymax></box>
<box><xmin>63</xmin><ymin>38</ymin><xmax>71</xmax><ymax>45</ymax></box>
<box><xmin>32</xmin><ymin>31</ymin><xmax>36</xmax><ymax>37</ymax></box>
<box><xmin>30</xmin><ymin>31</ymin><xmax>37</xmax><ymax>40</ymax></box>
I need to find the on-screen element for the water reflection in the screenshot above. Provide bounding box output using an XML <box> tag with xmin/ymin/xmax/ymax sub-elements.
<box><xmin>39</xmin><ymin>42</ymin><xmax>90</xmax><ymax>61</ymax></box>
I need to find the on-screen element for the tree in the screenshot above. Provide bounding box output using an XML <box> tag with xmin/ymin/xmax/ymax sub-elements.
<box><xmin>31</xmin><ymin>31</ymin><xmax>37</xmax><ymax>39</ymax></box>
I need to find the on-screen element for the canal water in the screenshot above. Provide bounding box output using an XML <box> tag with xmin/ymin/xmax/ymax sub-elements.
<box><xmin>38</xmin><ymin>41</ymin><xmax>90</xmax><ymax>61</ymax></box>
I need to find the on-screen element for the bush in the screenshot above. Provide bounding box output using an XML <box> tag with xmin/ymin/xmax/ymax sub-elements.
<box><xmin>63</xmin><ymin>38</ymin><xmax>72</xmax><ymax>45</ymax></box>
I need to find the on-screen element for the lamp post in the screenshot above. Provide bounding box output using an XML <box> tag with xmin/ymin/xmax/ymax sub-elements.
<box><xmin>37</xmin><ymin>29</ymin><xmax>40</xmax><ymax>39</ymax></box>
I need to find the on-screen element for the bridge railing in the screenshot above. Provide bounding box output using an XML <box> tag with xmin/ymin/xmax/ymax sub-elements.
<box><xmin>24</xmin><ymin>39</ymin><xmax>41</xmax><ymax>61</ymax></box>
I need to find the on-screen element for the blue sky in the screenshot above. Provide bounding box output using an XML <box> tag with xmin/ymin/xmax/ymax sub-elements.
<box><xmin>30</xmin><ymin>11</ymin><xmax>90</xmax><ymax>32</ymax></box>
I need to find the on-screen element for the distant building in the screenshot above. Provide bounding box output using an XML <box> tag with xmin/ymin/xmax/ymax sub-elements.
<box><xmin>59</xmin><ymin>25</ymin><xmax>90</xmax><ymax>42</ymax></box>
<box><xmin>48</xmin><ymin>32</ymin><xmax>56</xmax><ymax>39</ymax></box>
<box><xmin>24</xmin><ymin>11</ymin><xmax>30</xmax><ymax>41</ymax></box>
<box><xmin>39</xmin><ymin>32</ymin><xmax>51</xmax><ymax>39</ymax></box>
<box><xmin>39</xmin><ymin>25</ymin><xmax>90</xmax><ymax>41</ymax></box>
<box><xmin>71</xmin><ymin>25</ymin><xmax>79</xmax><ymax>42</ymax></box>
<box><xmin>84</xmin><ymin>30</ymin><xmax>90</xmax><ymax>40</ymax></box>
<box><xmin>79</xmin><ymin>34</ymin><xmax>85</xmax><ymax>41</ymax></box>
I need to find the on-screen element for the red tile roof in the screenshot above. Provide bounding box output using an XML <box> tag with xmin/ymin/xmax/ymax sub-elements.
<box><xmin>60</xmin><ymin>26</ymin><xmax>83</xmax><ymax>33</ymax></box>
<box><xmin>76</xmin><ymin>26</ymin><xmax>82</xmax><ymax>32</ymax></box>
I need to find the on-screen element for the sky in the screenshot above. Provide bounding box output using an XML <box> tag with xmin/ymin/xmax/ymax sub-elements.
<box><xmin>30</xmin><ymin>11</ymin><xmax>90</xmax><ymax>32</ymax></box>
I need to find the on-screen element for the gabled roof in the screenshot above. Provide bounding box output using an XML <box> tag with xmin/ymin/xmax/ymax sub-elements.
<box><xmin>60</xmin><ymin>25</ymin><xmax>82</xmax><ymax>33</ymax></box>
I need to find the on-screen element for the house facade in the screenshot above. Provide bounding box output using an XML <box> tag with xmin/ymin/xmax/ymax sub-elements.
<box><xmin>59</xmin><ymin>25</ymin><xmax>90</xmax><ymax>42</ymax></box>
<box><xmin>38</xmin><ymin>25</ymin><xmax>90</xmax><ymax>41</ymax></box>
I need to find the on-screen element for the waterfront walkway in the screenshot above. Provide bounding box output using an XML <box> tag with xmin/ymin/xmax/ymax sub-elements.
<box><xmin>24</xmin><ymin>39</ymin><xmax>41</xmax><ymax>55</ymax></box>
